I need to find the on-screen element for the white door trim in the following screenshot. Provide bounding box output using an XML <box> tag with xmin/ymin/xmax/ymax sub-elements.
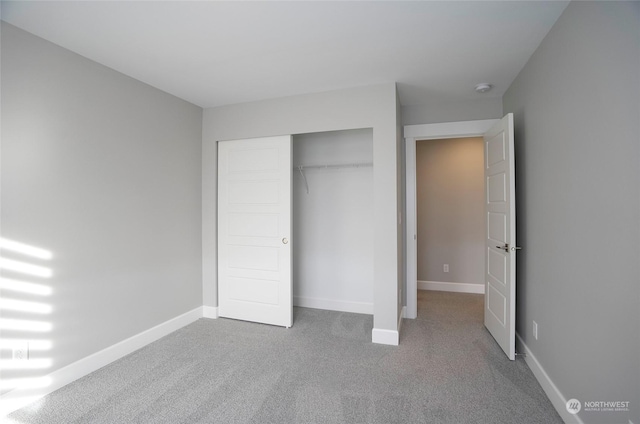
<box><xmin>404</xmin><ymin>119</ymin><xmax>499</xmax><ymax>319</ymax></box>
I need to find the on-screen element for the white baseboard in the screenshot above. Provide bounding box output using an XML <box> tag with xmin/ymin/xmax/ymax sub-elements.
<box><xmin>516</xmin><ymin>333</ymin><xmax>584</xmax><ymax>424</ymax></box>
<box><xmin>371</xmin><ymin>305</ymin><xmax>404</xmax><ymax>346</ymax></box>
<box><xmin>0</xmin><ymin>307</ymin><xmax>203</xmax><ymax>418</ymax></box>
<box><xmin>203</xmin><ymin>305</ymin><xmax>218</xmax><ymax>319</ymax></box>
<box><xmin>418</xmin><ymin>280</ymin><xmax>485</xmax><ymax>294</ymax></box>
<box><xmin>372</xmin><ymin>328</ymin><xmax>399</xmax><ymax>346</ymax></box>
<box><xmin>294</xmin><ymin>296</ymin><xmax>373</xmax><ymax>315</ymax></box>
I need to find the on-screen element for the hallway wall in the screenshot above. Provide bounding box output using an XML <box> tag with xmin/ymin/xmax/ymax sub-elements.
<box><xmin>416</xmin><ymin>137</ymin><xmax>484</xmax><ymax>287</ymax></box>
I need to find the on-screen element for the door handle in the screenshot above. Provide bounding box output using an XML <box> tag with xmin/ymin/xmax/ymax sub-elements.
<box><xmin>496</xmin><ymin>244</ymin><xmax>522</xmax><ymax>252</ymax></box>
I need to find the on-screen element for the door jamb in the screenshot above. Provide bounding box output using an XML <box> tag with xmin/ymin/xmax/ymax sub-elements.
<box><xmin>404</xmin><ymin>119</ymin><xmax>499</xmax><ymax>319</ymax></box>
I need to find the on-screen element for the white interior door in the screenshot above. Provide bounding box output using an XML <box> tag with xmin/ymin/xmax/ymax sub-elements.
<box><xmin>484</xmin><ymin>113</ymin><xmax>517</xmax><ymax>360</ymax></box>
<box><xmin>218</xmin><ymin>135</ymin><xmax>292</xmax><ymax>327</ymax></box>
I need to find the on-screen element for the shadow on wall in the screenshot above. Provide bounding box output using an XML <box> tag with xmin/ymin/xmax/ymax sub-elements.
<box><xmin>0</xmin><ymin>238</ymin><xmax>54</xmax><ymax>415</ymax></box>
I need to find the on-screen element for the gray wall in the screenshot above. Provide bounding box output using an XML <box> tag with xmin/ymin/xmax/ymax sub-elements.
<box><xmin>293</xmin><ymin>129</ymin><xmax>374</xmax><ymax>312</ymax></box>
<box><xmin>402</xmin><ymin>97</ymin><xmax>502</xmax><ymax>126</ymax></box>
<box><xmin>202</xmin><ymin>83</ymin><xmax>402</xmax><ymax>336</ymax></box>
<box><xmin>416</xmin><ymin>138</ymin><xmax>484</xmax><ymax>285</ymax></box>
<box><xmin>503</xmin><ymin>2</ymin><xmax>640</xmax><ymax>423</ymax></box>
<box><xmin>0</xmin><ymin>23</ymin><xmax>203</xmax><ymax>388</ymax></box>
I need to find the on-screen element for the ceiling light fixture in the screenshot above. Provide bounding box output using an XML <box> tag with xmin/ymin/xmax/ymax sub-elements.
<box><xmin>475</xmin><ymin>83</ymin><xmax>492</xmax><ymax>93</ymax></box>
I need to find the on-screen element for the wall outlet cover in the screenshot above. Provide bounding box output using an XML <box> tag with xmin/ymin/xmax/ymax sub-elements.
<box><xmin>12</xmin><ymin>341</ymin><xmax>29</xmax><ymax>361</ymax></box>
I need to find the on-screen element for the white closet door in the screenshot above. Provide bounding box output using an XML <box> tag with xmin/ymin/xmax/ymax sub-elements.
<box><xmin>484</xmin><ymin>114</ymin><xmax>517</xmax><ymax>360</ymax></box>
<box><xmin>218</xmin><ymin>136</ymin><xmax>292</xmax><ymax>327</ymax></box>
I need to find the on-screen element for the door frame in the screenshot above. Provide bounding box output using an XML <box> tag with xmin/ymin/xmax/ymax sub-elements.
<box><xmin>404</xmin><ymin>119</ymin><xmax>499</xmax><ymax>319</ymax></box>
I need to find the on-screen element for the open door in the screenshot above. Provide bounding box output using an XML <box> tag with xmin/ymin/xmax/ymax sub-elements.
<box><xmin>484</xmin><ymin>113</ymin><xmax>518</xmax><ymax>360</ymax></box>
<box><xmin>218</xmin><ymin>135</ymin><xmax>293</xmax><ymax>327</ymax></box>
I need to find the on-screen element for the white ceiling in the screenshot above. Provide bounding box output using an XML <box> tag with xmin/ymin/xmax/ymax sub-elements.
<box><xmin>1</xmin><ymin>1</ymin><xmax>568</xmax><ymax>109</ymax></box>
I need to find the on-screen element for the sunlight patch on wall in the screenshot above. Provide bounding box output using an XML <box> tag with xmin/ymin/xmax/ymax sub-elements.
<box><xmin>0</xmin><ymin>259</ymin><xmax>52</xmax><ymax>279</ymax></box>
<box><xmin>0</xmin><ymin>279</ymin><xmax>52</xmax><ymax>296</ymax></box>
<box><xmin>0</xmin><ymin>239</ymin><xmax>53</xmax><ymax>261</ymax></box>
<box><xmin>0</xmin><ymin>359</ymin><xmax>52</xmax><ymax>370</ymax></box>
<box><xmin>0</xmin><ymin>319</ymin><xmax>52</xmax><ymax>333</ymax></box>
<box><xmin>0</xmin><ymin>238</ymin><xmax>54</xmax><ymax>417</ymax></box>
<box><xmin>0</xmin><ymin>300</ymin><xmax>52</xmax><ymax>315</ymax></box>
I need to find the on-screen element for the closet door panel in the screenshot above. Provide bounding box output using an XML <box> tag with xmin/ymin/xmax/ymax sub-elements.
<box><xmin>218</xmin><ymin>136</ymin><xmax>292</xmax><ymax>327</ymax></box>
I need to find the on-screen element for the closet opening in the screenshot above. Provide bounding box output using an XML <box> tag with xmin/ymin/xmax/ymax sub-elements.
<box><xmin>292</xmin><ymin>128</ymin><xmax>374</xmax><ymax>315</ymax></box>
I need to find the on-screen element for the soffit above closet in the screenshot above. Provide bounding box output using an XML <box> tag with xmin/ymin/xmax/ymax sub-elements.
<box><xmin>1</xmin><ymin>1</ymin><xmax>568</xmax><ymax>109</ymax></box>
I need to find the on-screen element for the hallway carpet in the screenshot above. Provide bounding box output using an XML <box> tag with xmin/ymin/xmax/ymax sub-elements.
<box><xmin>7</xmin><ymin>291</ymin><xmax>561</xmax><ymax>423</ymax></box>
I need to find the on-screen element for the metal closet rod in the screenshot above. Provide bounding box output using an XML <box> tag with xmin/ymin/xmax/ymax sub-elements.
<box><xmin>293</xmin><ymin>162</ymin><xmax>373</xmax><ymax>170</ymax></box>
<box><xmin>294</xmin><ymin>162</ymin><xmax>373</xmax><ymax>194</ymax></box>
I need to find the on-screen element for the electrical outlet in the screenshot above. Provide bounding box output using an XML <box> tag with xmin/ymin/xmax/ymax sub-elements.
<box><xmin>443</xmin><ymin>264</ymin><xmax>449</xmax><ymax>273</ymax></box>
<box><xmin>12</xmin><ymin>341</ymin><xmax>29</xmax><ymax>361</ymax></box>
<box><xmin>533</xmin><ymin>321</ymin><xmax>538</xmax><ymax>340</ymax></box>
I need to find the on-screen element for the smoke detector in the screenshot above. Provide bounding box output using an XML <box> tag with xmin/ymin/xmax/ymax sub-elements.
<box><xmin>475</xmin><ymin>83</ymin><xmax>493</xmax><ymax>93</ymax></box>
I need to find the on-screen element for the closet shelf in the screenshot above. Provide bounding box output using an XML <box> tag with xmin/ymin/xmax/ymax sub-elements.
<box><xmin>294</xmin><ymin>162</ymin><xmax>373</xmax><ymax>194</ymax></box>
